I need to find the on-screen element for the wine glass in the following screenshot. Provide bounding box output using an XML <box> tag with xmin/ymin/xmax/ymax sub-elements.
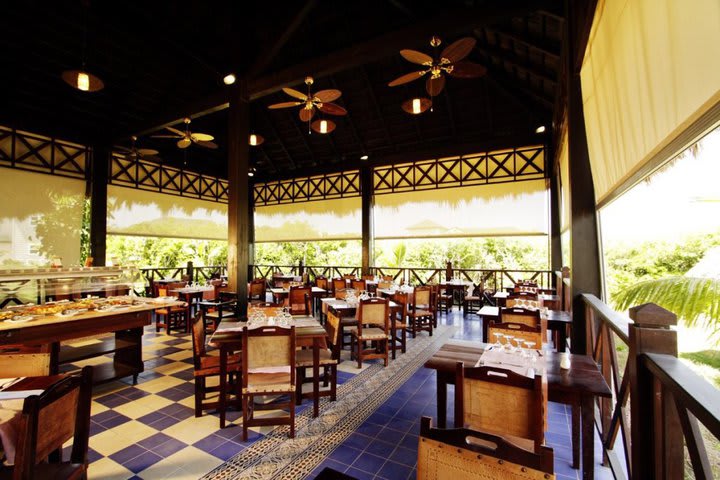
<box><xmin>493</xmin><ymin>332</ymin><xmax>503</xmax><ymax>349</ymax></box>
<box><xmin>524</xmin><ymin>341</ymin><xmax>537</xmax><ymax>364</ymax></box>
<box><xmin>514</xmin><ymin>337</ymin><xmax>525</xmax><ymax>355</ymax></box>
<box><xmin>503</xmin><ymin>334</ymin><xmax>514</xmax><ymax>352</ymax></box>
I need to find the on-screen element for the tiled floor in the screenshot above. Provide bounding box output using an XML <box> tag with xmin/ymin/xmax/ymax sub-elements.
<box><xmin>59</xmin><ymin>308</ymin><xmax>612</xmax><ymax>479</ymax></box>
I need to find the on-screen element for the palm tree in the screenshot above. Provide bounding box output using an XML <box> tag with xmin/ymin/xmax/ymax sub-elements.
<box><xmin>613</xmin><ymin>276</ymin><xmax>720</xmax><ymax>337</ymax></box>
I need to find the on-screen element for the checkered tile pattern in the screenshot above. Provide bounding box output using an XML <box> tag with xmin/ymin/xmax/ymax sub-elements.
<box><xmin>58</xmin><ymin>309</ymin><xmax>612</xmax><ymax>479</ymax></box>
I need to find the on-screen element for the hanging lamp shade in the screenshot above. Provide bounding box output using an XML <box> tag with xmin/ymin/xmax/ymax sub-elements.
<box><xmin>62</xmin><ymin>69</ymin><xmax>104</xmax><ymax>92</ymax></box>
<box><xmin>311</xmin><ymin>119</ymin><xmax>336</xmax><ymax>134</ymax></box>
<box><xmin>401</xmin><ymin>97</ymin><xmax>431</xmax><ymax>115</ymax></box>
<box><xmin>249</xmin><ymin>133</ymin><xmax>265</xmax><ymax>146</ymax></box>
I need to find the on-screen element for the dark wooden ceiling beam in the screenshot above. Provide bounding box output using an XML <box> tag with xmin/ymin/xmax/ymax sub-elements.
<box><xmin>123</xmin><ymin>1</ymin><xmax>554</xmax><ymax>139</ymax></box>
<box><xmin>247</xmin><ymin>0</ymin><xmax>318</xmax><ymax>77</ymax></box>
<box><xmin>329</xmin><ymin>77</ymin><xmax>365</xmax><ymax>154</ymax></box>
<box><xmin>483</xmin><ymin>68</ymin><xmax>554</xmax><ymax>114</ymax></box>
<box><xmin>286</xmin><ymin>111</ymin><xmax>317</xmax><ymax>166</ymax></box>
<box><xmin>360</xmin><ymin>66</ymin><xmax>394</xmax><ymax>151</ymax></box>
<box><xmin>475</xmin><ymin>43</ymin><xmax>559</xmax><ymax>85</ymax></box>
<box><xmin>261</xmin><ymin>109</ymin><xmax>297</xmax><ymax>169</ymax></box>
<box><xmin>484</xmin><ymin>27</ymin><xmax>561</xmax><ymax>60</ymax></box>
<box><xmin>257</xmin><ymin>144</ymin><xmax>279</xmax><ymax>173</ymax></box>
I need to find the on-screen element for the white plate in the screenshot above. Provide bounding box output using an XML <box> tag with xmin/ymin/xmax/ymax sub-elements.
<box><xmin>6</xmin><ymin>315</ymin><xmax>34</xmax><ymax>323</ymax></box>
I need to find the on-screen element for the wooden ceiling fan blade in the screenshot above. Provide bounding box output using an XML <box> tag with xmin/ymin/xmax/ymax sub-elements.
<box><xmin>165</xmin><ymin>126</ymin><xmax>185</xmax><ymax>136</ymax></box>
<box><xmin>449</xmin><ymin>61</ymin><xmax>487</xmax><ymax>78</ymax></box>
<box><xmin>388</xmin><ymin>70</ymin><xmax>425</xmax><ymax>87</ymax></box>
<box><xmin>400</xmin><ymin>49</ymin><xmax>432</xmax><ymax>65</ymax></box>
<box><xmin>268</xmin><ymin>101</ymin><xmax>303</xmax><ymax>109</ymax></box>
<box><xmin>426</xmin><ymin>75</ymin><xmax>446</xmax><ymax>97</ymax></box>
<box><xmin>137</xmin><ymin>148</ymin><xmax>159</xmax><ymax>156</ymax></box>
<box><xmin>191</xmin><ymin>132</ymin><xmax>214</xmax><ymax>142</ymax></box>
<box><xmin>282</xmin><ymin>87</ymin><xmax>308</xmax><ymax>101</ymax></box>
<box><xmin>299</xmin><ymin>108</ymin><xmax>315</xmax><ymax>122</ymax></box>
<box><xmin>314</xmin><ymin>89</ymin><xmax>342</xmax><ymax>103</ymax></box>
<box><xmin>318</xmin><ymin>103</ymin><xmax>347</xmax><ymax>116</ymax></box>
<box><xmin>177</xmin><ymin>138</ymin><xmax>192</xmax><ymax>149</ymax></box>
<box><xmin>196</xmin><ymin>140</ymin><xmax>218</xmax><ymax>150</ymax></box>
<box><xmin>441</xmin><ymin>37</ymin><xmax>476</xmax><ymax>63</ymax></box>
<box><xmin>151</xmin><ymin>134</ymin><xmax>182</xmax><ymax>139</ymax></box>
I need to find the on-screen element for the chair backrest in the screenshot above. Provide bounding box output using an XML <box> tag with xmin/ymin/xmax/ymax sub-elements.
<box><xmin>515</xmin><ymin>285</ymin><xmax>539</xmax><ymax>294</ymax></box>
<box><xmin>488</xmin><ymin>322</ymin><xmax>543</xmax><ymax>349</ymax></box>
<box><xmin>391</xmin><ymin>292</ymin><xmax>408</xmax><ymax>323</ymax></box>
<box><xmin>315</xmin><ymin>277</ymin><xmax>329</xmax><ymax>290</ymax></box>
<box><xmin>378</xmin><ymin>280</ymin><xmax>393</xmax><ymax>290</ymax></box>
<box><xmin>332</xmin><ymin>278</ymin><xmax>347</xmax><ymax>294</ymax></box>
<box><xmin>249</xmin><ymin>279</ymin><xmax>266</xmax><ymax>299</ymax></box>
<box><xmin>325</xmin><ymin>309</ymin><xmax>342</xmax><ymax>359</ymax></box>
<box><xmin>500</xmin><ymin>307</ymin><xmax>541</xmax><ymax>328</ymax></box>
<box><xmin>242</xmin><ymin>325</ymin><xmax>296</xmax><ymax>374</ymax></box>
<box><xmin>288</xmin><ymin>286</ymin><xmax>311</xmax><ymax>315</ymax></box>
<box><xmin>13</xmin><ymin>366</ymin><xmax>93</xmax><ymax>480</ymax></box>
<box><xmin>417</xmin><ymin>416</ymin><xmax>555</xmax><ymax>479</ymax></box>
<box><xmin>381</xmin><ymin>275</ymin><xmax>394</xmax><ymax>281</ymax></box>
<box><xmin>342</xmin><ymin>274</ymin><xmax>357</xmax><ymax>280</ymax></box>
<box><xmin>350</xmin><ymin>279</ymin><xmax>366</xmax><ymax>291</ymax></box>
<box><xmin>509</xmin><ymin>291</ymin><xmax>539</xmax><ymax>301</ymax></box>
<box><xmin>455</xmin><ymin>363</ymin><xmax>547</xmax><ymax>452</ymax></box>
<box><xmin>191</xmin><ymin>313</ymin><xmax>207</xmax><ymax>362</ymax></box>
<box><xmin>357</xmin><ymin>297</ymin><xmax>389</xmax><ymax>333</ymax></box>
<box><xmin>507</xmin><ymin>297</ymin><xmax>541</xmax><ymax>309</ymax></box>
<box><xmin>361</xmin><ymin>275</ymin><xmax>374</xmax><ymax>281</ymax></box>
<box><xmin>413</xmin><ymin>285</ymin><xmax>432</xmax><ymax>310</ymax></box>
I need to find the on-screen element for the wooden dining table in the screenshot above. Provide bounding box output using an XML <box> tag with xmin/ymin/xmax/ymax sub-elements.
<box><xmin>477</xmin><ymin>306</ymin><xmax>572</xmax><ymax>352</ymax></box>
<box><xmin>169</xmin><ymin>285</ymin><xmax>215</xmax><ymax>322</ymax></box>
<box><xmin>425</xmin><ymin>340</ymin><xmax>611</xmax><ymax>480</ymax></box>
<box><xmin>208</xmin><ymin>316</ymin><xmax>328</xmax><ymax>428</ymax></box>
<box><xmin>493</xmin><ymin>291</ymin><xmax>561</xmax><ymax>310</ymax></box>
<box><xmin>269</xmin><ymin>286</ymin><xmax>327</xmax><ymax>314</ymax></box>
<box><xmin>0</xmin><ymin>374</ymin><xmax>66</xmax><ymax>466</ymax></box>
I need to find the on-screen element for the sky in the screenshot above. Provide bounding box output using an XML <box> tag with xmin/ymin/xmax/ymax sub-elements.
<box><xmin>600</xmin><ymin>127</ymin><xmax>720</xmax><ymax>245</ymax></box>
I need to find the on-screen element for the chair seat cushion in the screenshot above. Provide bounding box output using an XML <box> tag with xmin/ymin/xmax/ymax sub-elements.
<box><xmin>205</xmin><ymin>311</ymin><xmax>237</xmax><ymax>320</ymax></box>
<box><xmin>410</xmin><ymin>310</ymin><xmax>433</xmax><ymax>317</ymax></box>
<box><xmin>195</xmin><ymin>354</ymin><xmax>241</xmax><ymax>377</ymax></box>
<box><xmin>156</xmin><ymin>307</ymin><xmax>186</xmax><ymax>315</ymax></box>
<box><xmin>464</xmin><ymin>295</ymin><xmax>480</xmax><ymax>301</ymax></box>
<box><xmin>244</xmin><ymin>372</ymin><xmax>295</xmax><ymax>393</ymax></box>
<box><xmin>295</xmin><ymin>348</ymin><xmax>337</xmax><ymax>367</ymax></box>
<box><xmin>391</xmin><ymin>321</ymin><xmax>407</xmax><ymax>329</ymax></box>
<box><xmin>349</xmin><ymin>327</ymin><xmax>388</xmax><ymax>340</ymax></box>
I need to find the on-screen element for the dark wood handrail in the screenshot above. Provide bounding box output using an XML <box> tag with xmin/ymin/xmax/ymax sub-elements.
<box><xmin>643</xmin><ymin>352</ymin><xmax>720</xmax><ymax>440</ymax></box>
<box><xmin>582</xmin><ymin>293</ymin><xmax>631</xmax><ymax>344</ymax></box>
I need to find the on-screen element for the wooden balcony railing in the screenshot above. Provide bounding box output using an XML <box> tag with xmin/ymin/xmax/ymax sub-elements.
<box><xmin>582</xmin><ymin>293</ymin><xmax>720</xmax><ymax>480</ymax></box>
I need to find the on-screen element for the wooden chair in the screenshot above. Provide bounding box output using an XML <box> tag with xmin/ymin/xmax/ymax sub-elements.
<box><xmin>155</xmin><ymin>282</ymin><xmax>188</xmax><ymax>333</ymax></box>
<box><xmin>295</xmin><ymin>312</ymin><xmax>338</xmax><ymax>406</ymax></box>
<box><xmin>361</xmin><ymin>274</ymin><xmax>375</xmax><ymax>281</ymax></box>
<box><xmin>288</xmin><ymin>285</ymin><xmax>311</xmax><ymax>315</ymax></box>
<box><xmin>377</xmin><ymin>280</ymin><xmax>393</xmax><ymax>290</ymax></box>
<box><xmin>201</xmin><ymin>291</ymin><xmax>239</xmax><ymax>331</ymax></box>
<box><xmin>342</xmin><ymin>274</ymin><xmax>357</xmax><ymax>280</ymax></box>
<box><xmin>389</xmin><ymin>292</ymin><xmax>408</xmax><ymax>359</ymax></box>
<box><xmin>436</xmin><ymin>285</ymin><xmax>452</xmax><ymax>314</ymax></box>
<box><xmin>418</xmin><ymin>416</ymin><xmax>555</xmax><ymax>479</ymax></box>
<box><xmin>488</xmin><ymin>322</ymin><xmax>543</xmax><ymax>350</ymax></box>
<box><xmin>381</xmin><ymin>275</ymin><xmax>394</xmax><ymax>282</ymax></box>
<box><xmin>408</xmin><ymin>285</ymin><xmax>434</xmax><ymax>337</ymax></box>
<box><xmin>350</xmin><ymin>279</ymin><xmax>366</xmax><ymax>291</ymax></box>
<box><xmin>463</xmin><ymin>283</ymin><xmax>483</xmax><ymax>315</ymax></box>
<box><xmin>315</xmin><ymin>276</ymin><xmax>330</xmax><ymax>297</ymax></box>
<box><xmin>500</xmin><ymin>307</ymin><xmax>545</xmax><ymax>343</ymax></box>
<box><xmin>0</xmin><ymin>344</ymin><xmax>51</xmax><ymax>377</ymax></box>
<box><xmin>241</xmin><ymin>325</ymin><xmax>296</xmax><ymax>441</ymax></box>
<box><xmin>248</xmin><ymin>278</ymin><xmax>266</xmax><ymax>302</ymax></box>
<box><xmin>190</xmin><ymin>314</ymin><xmax>242</xmax><ymax>418</ymax></box>
<box><xmin>455</xmin><ymin>362</ymin><xmax>548</xmax><ymax>453</ymax></box>
<box><xmin>332</xmin><ymin>278</ymin><xmax>347</xmax><ymax>296</ymax></box>
<box><xmin>349</xmin><ymin>297</ymin><xmax>390</xmax><ymax>368</ymax></box>
<box><xmin>9</xmin><ymin>366</ymin><xmax>93</xmax><ymax>480</ymax></box>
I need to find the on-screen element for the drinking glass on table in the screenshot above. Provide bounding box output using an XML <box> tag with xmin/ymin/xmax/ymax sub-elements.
<box><xmin>503</xmin><ymin>334</ymin><xmax>514</xmax><ymax>352</ymax></box>
<box><xmin>493</xmin><ymin>332</ymin><xmax>503</xmax><ymax>349</ymax></box>
<box><xmin>524</xmin><ymin>341</ymin><xmax>537</xmax><ymax>364</ymax></box>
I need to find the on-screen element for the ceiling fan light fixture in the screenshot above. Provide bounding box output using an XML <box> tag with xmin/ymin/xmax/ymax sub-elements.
<box><xmin>311</xmin><ymin>119</ymin><xmax>336</xmax><ymax>134</ymax></box>
<box><xmin>223</xmin><ymin>73</ymin><xmax>236</xmax><ymax>85</ymax></box>
<box><xmin>62</xmin><ymin>69</ymin><xmax>104</xmax><ymax>92</ymax></box>
<box><xmin>248</xmin><ymin>167</ymin><xmax>256</xmax><ymax>177</ymax></box>
<box><xmin>249</xmin><ymin>133</ymin><xmax>264</xmax><ymax>146</ymax></box>
<box><xmin>402</xmin><ymin>97</ymin><xmax>431</xmax><ymax>115</ymax></box>
<box><xmin>535</xmin><ymin>125</ymin><xmax>546</xmax><ymax>134</ymax></box>
<box><xmin>360</xmin><ymin>154</ymin><xmax>369</xmax><ymax>160</ymax></box>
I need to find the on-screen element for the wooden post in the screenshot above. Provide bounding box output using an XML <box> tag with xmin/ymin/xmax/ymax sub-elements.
<box><xmin>445</xmin><ymin>261</ymin><xmax>453</xmax><ymax>281</ymax></box>
<box><xmin>361</xmin><ymin>165</ymin><xmax>374</xmax><ymax>276</ymax></box>
<box><xmin>89</xmin><ymin>144</ymin><xmax>109</xmax><ymax>266</ymax></box>
<box><xmin>628</xmin><ymin>303</ymin><xmax>682</xmax><ymax>479</ymax></box>
<box><xmin>248</xmin><ymin>186</ymin><xmax>255</xmax><ymax>281</ymax></box>
<box><xmin>227</xmin><ymin>79</ymin><xmax>250</xmax><ymax>315</ymax></box>
<box><xmin>566</xmin><ymin>0</ymin><xmax>602</xmax><ymax>354</ymax></box>
<box><xmin>549</xmin><ymin>170</ymin><xmax>563</xmax><ymax>274</ymax></box>
<box><xmin>186</xmin><ymin>261</ymin><xmax>194</xmax><ymax>282</ymax></box>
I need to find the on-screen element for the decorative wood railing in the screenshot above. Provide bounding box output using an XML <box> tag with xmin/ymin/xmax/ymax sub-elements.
<box><xmin>139</xmin><ymin>263</ymin><xmax>226</xmax><ymax>288</ymax></box>
<box><xmin>582</xmin><ymin>294</ymin><xmax>720</xmax><ymax>480</ymax></box>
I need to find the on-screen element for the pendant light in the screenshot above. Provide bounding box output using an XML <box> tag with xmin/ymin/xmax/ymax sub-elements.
<box><xmin>311</xmin><ymin>119</ymin><xmax>336</xmax><ymax>134</ymax></box>
<box><xmin>402</xmin><ymin>97</ymin><xmax>431</xmax><ymax>115</ymax></box>
<box><xmin>249</xmin><ymin>133</ymin><xmax>264</xmax><ymax>146</ymax></box>
<box><xmin>62</xmin><ymin>3</ymin><xmax>104</xmax><ymax>92</ymax></box>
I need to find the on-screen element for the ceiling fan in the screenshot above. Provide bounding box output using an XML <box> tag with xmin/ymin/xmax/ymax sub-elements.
<box><xmin>388</xmin><ymin>36</ymin><xmax>487</xmax><ymax>97</ymax></box>
<box><xmin>151</xmin><ymin>117</ymin><xmax>218</xmax><ymax>149</ymax></box>
<box><xmin>268</xmin><ymin>76</ymin><xmax>347</xmax><ymax>132</ymax></box>
<box><xmin>115</xmin><ymin>136</ymin><xmax>162</xmax><ymax>162</ymax></box>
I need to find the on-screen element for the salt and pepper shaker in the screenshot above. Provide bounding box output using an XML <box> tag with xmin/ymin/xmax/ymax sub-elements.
<box><xmin>560</xmin><ymin>349</ymin><xmax>571</xmax><ymax>370</ymax></box>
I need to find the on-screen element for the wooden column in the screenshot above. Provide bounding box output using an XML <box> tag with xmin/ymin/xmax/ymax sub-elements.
<box><xmin>549</xmin><ymin>168</ymin><xmax>563</xmax><ymax>273</ymax></box>
<box><xmin>227</xmin><ymin>79</ymin><xmax>251</xmax><ymax>315</ymax></box>
<box><xmin>89</xmin><ymin>144</ymin><xmax>109</xmax><ymax>266</ymax></box>
<box><xmin>360</xmin><ymin>165</ymin><xmax>374</xmax><ymax>276</ymax></box>
<box><xmin>567</xmin><ymin>0</ymin><xmax>601</xmax><ymax>354</ymax></box>
<box><xmin>247</xmin><ymin>185</ymin><xmax>255</xmax><ymax>280</ymax></box>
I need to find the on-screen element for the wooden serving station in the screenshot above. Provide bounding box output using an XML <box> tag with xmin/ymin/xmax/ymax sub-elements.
<box><xmin>0</xmin><ymin>299</ymin><xmax>183</xmax><ymax>384</ymax></box>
